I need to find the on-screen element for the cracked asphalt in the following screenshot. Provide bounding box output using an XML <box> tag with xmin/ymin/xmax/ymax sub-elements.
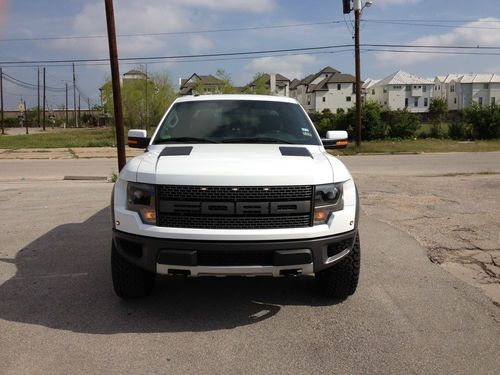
<box><xmin>0</xmin><ymin>152</ymin><xmax>499</xmax><ymax>374</ymax></box>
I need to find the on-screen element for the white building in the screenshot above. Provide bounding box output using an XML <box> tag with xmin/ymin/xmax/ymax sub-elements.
<box><xmin>366</xmin><ymin>70</ymin><xmax>434</xmax><ymax>113</ymax></box>
<box><xmin>290</xmin><ymin>66</ymin><xmax>357</xmax><ymax>113</ymax></box>
<box><xmin>449</xmin><ymin>74</ymin><xmax>500</xmax><ymax>110</ymax></box>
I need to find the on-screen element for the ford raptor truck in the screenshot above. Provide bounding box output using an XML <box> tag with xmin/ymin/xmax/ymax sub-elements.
<box><xmin>111</xmin><ymin>95</ymin><xmax>360</xmax><ymax>299</ymax></box>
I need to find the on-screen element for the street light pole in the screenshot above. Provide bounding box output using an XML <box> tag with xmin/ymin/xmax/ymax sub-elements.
<box><xmin>104</xmin><ymin>0</ymin><xmax>126</xmax><ymax>171</ymax></box>
<box><xmin>354</xmin><ymin>1</ymin><xmax>362</xmax><ymax>147</ymax></box>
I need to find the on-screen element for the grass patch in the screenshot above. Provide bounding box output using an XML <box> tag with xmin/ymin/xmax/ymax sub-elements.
<box><xmin>333</xmin><ymin>139</ymin><xmax>500</xmax><ymax>155</ymax></box>
<box><xmin>0</xmin><ymin>128</ymin><xmax>117</xmax><ymax>149</ymax></box>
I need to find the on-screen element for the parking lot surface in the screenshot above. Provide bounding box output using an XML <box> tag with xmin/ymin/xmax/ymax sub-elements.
<box><xmin>0</xmin><ymin>153</ymin><xmax>499</xmax><ymax>374</ymax></box>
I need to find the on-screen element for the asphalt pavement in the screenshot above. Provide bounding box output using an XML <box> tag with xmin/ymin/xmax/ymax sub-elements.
<box><xmin>0</xmin><ymin>154</ymin><xmax>499</xmax><ymax>374</ymax></box>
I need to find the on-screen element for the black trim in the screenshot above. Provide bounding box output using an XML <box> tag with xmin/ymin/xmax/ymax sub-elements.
<box><xmin>279</xmin><ymin>146</ymin><xmax>312</xmax><ymax>158</ymax></box>
<box><xmin>159</xmin><ymin>146</ymin><xmax>193</xmax><ymax>156</ymax></box>
<box><xmin>112</xmin><ymin>228</ymin><xmax>357</xmax><ymax>274</ymax></box>
<box><xmin>128</xmin><ymin>136</ymin><xmax>150</xmax><ymax>149</ymax></box>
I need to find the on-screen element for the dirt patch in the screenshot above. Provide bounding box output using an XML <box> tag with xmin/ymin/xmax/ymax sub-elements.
<box><xmin>356</xmin><ymin>174</ymin><xmax>500</xmax><ymax>305</ymax></box>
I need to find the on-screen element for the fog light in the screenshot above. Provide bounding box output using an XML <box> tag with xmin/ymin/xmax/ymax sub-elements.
<box><xmin>140</xmin><ymin>208</ymin><xmax>156</xmax><ymax>224</ymax></box>
<box><xmin>314</xmin><ymin>207</ymin><xmax>332</xmax><ymax>224</ymax></box>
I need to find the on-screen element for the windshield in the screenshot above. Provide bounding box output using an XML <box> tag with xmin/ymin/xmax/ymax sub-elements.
<box><xmin>153</xmin><ymin>99</ymin><xmax>321</xmax><ymax>145</ymax></box>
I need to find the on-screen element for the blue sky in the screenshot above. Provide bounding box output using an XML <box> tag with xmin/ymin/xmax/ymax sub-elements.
<box><xmin>1</xmin><ymin>0</ymin><xmax>500</xmax><ymax>110</ymax></box>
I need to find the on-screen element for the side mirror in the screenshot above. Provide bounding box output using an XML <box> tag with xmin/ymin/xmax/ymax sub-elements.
<box><xmin>322</xmin><ymin>130</ymin><xmax>349</xmax><ymax>149</ymax></box>
<box><xmin>128</xmin><ymin>129</ymin><xmax>150</xmax><ymax>149</ymax></box>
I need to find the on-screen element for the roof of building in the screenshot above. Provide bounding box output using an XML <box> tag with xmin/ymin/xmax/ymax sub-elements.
<box><xmin>123</xmin><ymin>69</ymin><xmax>147</xmax><ymax>77</ymax></box>
<box><xmin>289</xmin><ymin>78</ymin><xmax>301</xmax><ymax>90</ymax></box>
<box><xmin>373</xmin><ymin>70</ymin><xmax>434</xmax><ymax>87</ymax></box>
<box><xmin>311</xmin><ymin>73</ymin><xmax>357</xmax><ymax>91</ymax></box>
<box><xmin>362</xmin><ymin>78</ymin><xmax>379</xmax><ymax>89</ymax></box>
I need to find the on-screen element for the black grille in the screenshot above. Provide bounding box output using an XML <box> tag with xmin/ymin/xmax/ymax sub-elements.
<box><xmin>158</xmin><ymin>214</ymin><xmax>311</xmax><ymax>229</ymax></box>
<box><xmin>158</xmin><ymin>185</ymin><xmax>312</xmax><ymax>201</ymax></box>
<box><xmin>157</xmin><ymin>184</ymin><xmax>314</xmax><ymax>230</ymax></box>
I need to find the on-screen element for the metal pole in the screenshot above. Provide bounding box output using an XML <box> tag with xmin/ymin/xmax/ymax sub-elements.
<box><xmin>78</xmin><ymin>94</ymin><xmax>81</xmax><ymax>126</ymax></box>
<box><xmin>354</xmin><ymin>7</ymin><xmax>362</xmax><ymax>147</ymax></box>
<box><xmin>65</xmin><ymin>83</ymin><xmax>69</xmax><ymax>128</ymax></box>
<box><xmin>145</xmin><ymin>64</ymin><xmax>148</xmax><ymax>130</ymax></box>
<box><xmin>0</xmin><ymin>67</ymin><xmax>4</xmax><ymax>135</ymax></box>
<box><xmin>24</xmin><ymin>100</ymin><xmax>28</xmax><ymax>134</ymax></box>
<box><xmin>105</xmin><ymin>0</ymin><xmax>126</xmax><ymax>171</ymax></box>
<box><xmin>37</xmin><ymin>67</ymin><xmax>41</xmax><ymax>127</ymax></box>
<box><xmin>42</xmin><ymin>67</ymin><xmax>46</xmax><ymax>131</ymax></box>
<box><xmin>73</xmin><ymin>63</ymin><xmax>78</xmax><ymax>127</ymax></box>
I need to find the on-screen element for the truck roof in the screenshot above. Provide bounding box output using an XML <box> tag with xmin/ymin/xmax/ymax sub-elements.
<box><xmin>174</xmin><ymin>94</ymin><xmax>299</xmax><ymax>104</ymax></box>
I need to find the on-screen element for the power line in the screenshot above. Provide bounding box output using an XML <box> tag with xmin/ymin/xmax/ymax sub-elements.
<box><xmin>2</xmin><ymin>43</ymin><xmax>500</xmax><ymax>67</ymax></box>
<box><xmin>363</xmin><ymin>19</ymin><xmax>500</xmax><ymax>30</ymax></box>
<box><xmin>0</xmin><ymin>20</ymin><xmax>343</xmax><ymax>43</ymax></box>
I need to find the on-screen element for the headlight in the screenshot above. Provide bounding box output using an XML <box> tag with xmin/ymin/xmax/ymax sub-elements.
<box><xmin>127</xmin><ymin>182</ymin><xmax>156</xmax><ymax>225</ymax></box>
<box><xmin>313</xmin><ymin>182</ymin><xmax>344</xmax><ymax>225</ymax></box>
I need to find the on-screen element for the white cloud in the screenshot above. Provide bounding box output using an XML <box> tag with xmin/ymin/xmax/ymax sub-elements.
<box><xmin>244</xmin><ymin>54</ymin><xmax>316</xmax><ymax>81</ymax></box>
<box><xmin>44</xmin><ymin>0</ymin><xmax>275</xmax><ymax>57</ymax></box>
<box><xmin>376</xmin><ymin>18</ymin><xmax>500</xmax><ymax>65</ymax></box>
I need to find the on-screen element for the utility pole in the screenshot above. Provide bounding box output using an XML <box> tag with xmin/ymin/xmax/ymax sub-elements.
<box><xmin>42</xmin><ymin>67</ymin><xmax>46</xmax><ymax>131</ymax></box>
<box><xmin>65</xmin><ymin>83</ymin><xmax>69</xmax><ymax>128</ymax></box>
<box><xmin>105</xmin><ymin>0</ymin><xmax>126</xmax><ymax>171</ymax></box>
<box><xmin>0</xmin><ymin>67</ymin><xmax>4</xmax><ymax>135</ymax></box>
<box><xmin>78</xmin><ymin>94</ymin><xmax>81</xmax><ymax>126</ymax></box>
<box><xmin>37</xmin><ymin>67</ymin><xmax>41</xmax><ymax>128</ymax></box>
<box><xmin>145</xmin><ymin>64</ymin><xmax>148</xmax><ymax>130</ymax></box>
<box><xmin>24</xmin><ymin>100</ymin><xmax>28</xmax><ymax>134</ymax></box>
<box><xmin>73</xmin><ymin>63</ymin><xmax>78</xmax><ymax>127</ymax></box>
<box><xmin>354</xmin><ymin>0</ymin><xmax>362</xmax><ymax>147</ymax></box>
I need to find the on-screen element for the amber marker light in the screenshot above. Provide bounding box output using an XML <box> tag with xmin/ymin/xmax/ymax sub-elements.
<box><xmin>336</xmin><ymin>141</ymin><xmax>349</xmax><ymax>146</ymax></box>
<box><xmin>128</xmin><ymin>139</ymin><xmax>138</xmax><ymax>145</ymax></box>
<box><xmin>141</xmin><ymin>209</ymin><xmax>156</xmax><ymax>224</ymax></box>
<box><xmin>314</xmin><ymin>209</ymin><xmax>329</xmax><ymax>222</ymax></box>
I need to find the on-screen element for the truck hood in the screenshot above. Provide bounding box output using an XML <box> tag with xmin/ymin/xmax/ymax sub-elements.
<box><xmin>123</xmin><ymin>144</ymin><xmax>338</xmax><ymax>186</ymax></box>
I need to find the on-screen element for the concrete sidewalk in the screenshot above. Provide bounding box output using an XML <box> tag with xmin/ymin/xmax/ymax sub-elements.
<box><xmin>0</xmin><ymin>147</ymin><xmax>143</xmax><ymax>159</ymax></box>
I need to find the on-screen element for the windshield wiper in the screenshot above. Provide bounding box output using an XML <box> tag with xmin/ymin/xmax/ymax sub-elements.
<box><xmin>221</xmin><ymin>137</ymin><xmax>296</xmax><ymax>144</ymax></box>
<box><xmin>155</xmin><ymin>137</ymin><xmax>217</xmax><ymax>144</ymax></box>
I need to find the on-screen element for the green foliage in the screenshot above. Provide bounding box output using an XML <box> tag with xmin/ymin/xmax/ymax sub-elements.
<box><xmin>101</xmin><ymin>68</ymin><xmax>177</xmax><ymax>130</ymax></box>
<box><xmin>429</xmin><ymin>98</ymin><xmax>448</xmax><ymax>123</ymax></box>
<box><xmin>448</xmin><ymin>120</ymin><xmax>471</xmax><ymax>140</ymax></box>
<box><xmin>244</xmin><ymin>72</ymin><xmax>270</xmax><ymax>95</ymax></box>
<box><xmin>214</xmin><ymin>68</ymin><xmax>236</xmax><ymax>94</ymax></box>
<box><xmin>383</xmin><ymin>109</ymin><xmax>419</xmax><ymax>139</ymax></box>
<box><xmin>463</xmin><ymin>104</ymin><xmax>500</xmax><ymax>139</ymax></box>
<box><xmin>308</xmin><ymin>102</ymin><xmax>386</xmax><ymax>140</ymax></box>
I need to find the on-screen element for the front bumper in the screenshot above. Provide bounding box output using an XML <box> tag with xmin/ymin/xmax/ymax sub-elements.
<box><xmin>112</xmin><ymin>229</ymin><xmax>358</xmax><ymax>276</ymax></box>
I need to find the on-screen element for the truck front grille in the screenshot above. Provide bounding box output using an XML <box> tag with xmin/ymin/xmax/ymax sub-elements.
<box><xmin>157</xmin><ymin>185</ymin><xmax>313</xmax><ymax>230</ymax></box>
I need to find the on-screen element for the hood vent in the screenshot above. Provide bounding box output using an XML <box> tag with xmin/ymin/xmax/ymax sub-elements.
<box><xmin>159</xmin><ymin>146</ymin><xmax>193</xmax><ymax>157</ymax></box>
<box><xmin>279</xmin><ymin>147</ymin><xmax>312</xmax><ymax>158</ymax></box>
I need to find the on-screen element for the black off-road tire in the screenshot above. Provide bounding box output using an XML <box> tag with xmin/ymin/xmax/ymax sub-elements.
<box><xmin>111</xmin><ymin>242</ymin><xmax>155</xmax><ymax>298</ymax></box>
<box><xmin>315</xmin><ymin>232</ymin><xmax>360</xmax><ymax>299</ymax></box>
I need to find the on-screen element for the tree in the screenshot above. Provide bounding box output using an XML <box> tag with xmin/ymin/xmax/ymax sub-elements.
<box><xmin>101</xmin><ymin>68</ymin><xmax>177</xmax><ymax>130</ymax></box>
<box><xmin>429</xmin><ymin>98</ymin><xmax>448</xmax><ymax>138</ymax></box>
<box><xmin>215</xmin><ymin>68</ymin><xmax>236</xmax><ymax>94</ymax></box>
<box><xmin>245</xmin><ymin>72</ymin><xmax>270</xmax><ymax>95</ymax></box>
<box><xmin>383</xmin><ymin>109</ymin><xmax>419</xmax><ymax>139</ymax></box>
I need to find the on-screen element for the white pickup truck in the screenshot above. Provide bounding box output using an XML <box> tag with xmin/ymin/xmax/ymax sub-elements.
<box><xmin>111</xmin><ymin>95</ymin><xmax>360</xmax><ymax>299</ymax></box>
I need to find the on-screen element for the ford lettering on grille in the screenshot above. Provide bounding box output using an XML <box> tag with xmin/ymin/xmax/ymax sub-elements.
<box><xmin>160</xmin><ymin>201</ymin><xmax>311</xmax><ymax>215</ymax></box>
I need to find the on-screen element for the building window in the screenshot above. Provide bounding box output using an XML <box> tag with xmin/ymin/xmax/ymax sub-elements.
<box><xmin>414</xmin><ymin>98</ymin><xmax>419</xmax><ymax>107</ymax></box>
<box><xmin>405</xmin><ymin>98</ymin><xmax>409</xmax><ymax>107</ymax></box>
<box><xmin>406</xmin><ymin>85</ymin><xmax>411</xmax><ymax>91</ymax></box>
<box><xmin>423</xmin><ymin>86</ymin><xmax>427</xmax><ymax>93</ymax></box>
<box><xmin>478</xmin><ymin>97</ymin><xmax>483</xmax><ymax>106</ymax></box>
<box><xmin>454</xmin><ymin>98</ymin><xmax>457</xmax><ymax>104</ymax></box>
<box><xmin>384</xmin><ymin>101</ymin><xmax>387</xmax><ymax>105</ymax></box>
<box><xmin>346</xmin><ymin>96</ymin><xmax>352</xmax><ymax>102</ymax></box>
<box><xmin>492</xmin><ymin>97</ymin><xmax>496</xmax><ymax>105</ymax></box>
<box><xmin>393</xmin><ymin>85</ymin><xmax>402</xmax><ymax>89</ymax></box>
<box><xmin>424</xmin><ymin>98</ymin><xmax>428</xmax><ymax>107</ymax></box>
<box><xmin>383</xmin><ymin>88</ymin><xmax>387</xmax><ymax>93</ymax></box>
<box><xmin>322</xmin><ymin>97</ymin><xmax>326</xmax><ymax>102</ymax></box>
<box><xmin>484</xmin><ymin>83</ymin><xmax>489</xmax><ymax>89</ymax></box>
<box><xmin>371</xmin><ymin>89</ymin><xmax>375</xmax><ymax>95</ymax></box>
<box><xmin>450</xmin><ymin>85</ymin><xmax>455</xmax><ymax>93</ymax></box>
<box><xmin>337</xmin><ymin>84</ymin><xmax>341</xmax><ymax>90</ymax></box>
<box><xmin>307</xmin><ymin>95</ymin><xmax>311</xmax><ymax>106</ymax></box>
